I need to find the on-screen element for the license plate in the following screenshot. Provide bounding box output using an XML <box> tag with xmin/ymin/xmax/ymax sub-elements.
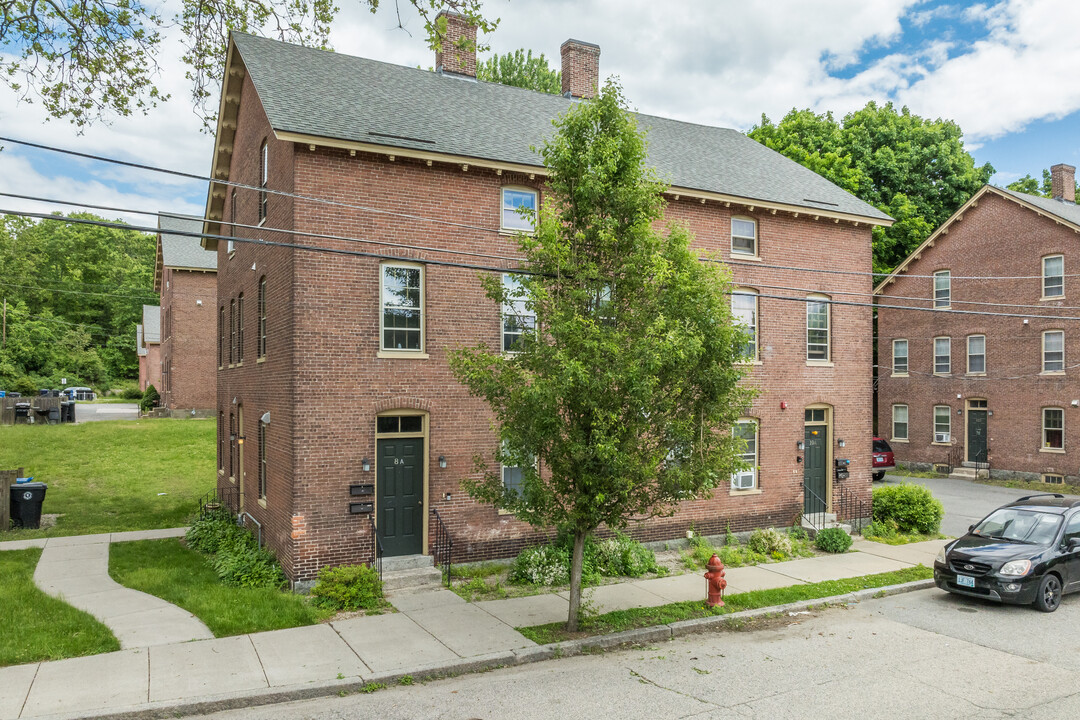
<box><xmin>957</xmin><ymin>575</ymin><xmax>975</xmax><ymax>588</ymax></box>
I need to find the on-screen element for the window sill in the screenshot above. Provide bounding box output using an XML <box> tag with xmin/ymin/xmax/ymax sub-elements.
<box><xmin>737</xmin><ymin>360</ymin><xmax>764</xmax><ymax>366</ymax></box>
<box><xmin>934</xmin><ymin>305</ymin><xmax>952</xmax><ymax>311</ymax></box>
<box><xmin>228</xmin><ymin>364</ymin><xmax>235</xmax><ymax>369</ymax></box>
<box><xmin>236</xmin><ymin>362</ymin><xmax>243</xmax><ymax>368</ymax></box>
<box><xmin>498</xmin><ymin>228</ymin><xmax>535</xmax><ymax>236</ymax></box>
<box><xmin>932</xmin><ymin>373</ymin><xmax>951</xmax><ymax>377</ymax></box>
<box><xmin>889</xmin><ymin>438</ymin><xmax>909</xmax><ymax>444</ymax></box>
<box><xmin>256</xmin><ymin>357</ymin><xmax>266</xmax><ymax>364</ymax></box>
<box><xmin>258</xmin><ymin>498</ymin><xmax>268</xmax><ymax>508</ymax></box>
<box><xmin>218</xmin><ymin>469</ymin><xmax>225</xmax><ymax>476</ymax></box>
<box><xmin>258</xmin><ymin>217</ymin><xmax>268</xmax><ymax>227</ymax></box>
<box><xmin>1039</xmin><ymin>447</ymin><xmax>1066</xmax><ymax>454</ymax></box>
<box><xmin>965</xmin><ymin>372</ymin><xmax>986</xmax><ymax>377</ymax></box>
<box><xmin>218</xmin><ymin>366</ymin><xmax>224</xmax><ymax>371</ymax></box>
<box><xmin>1040</xmin><ymin>295</ymin><xmax>1065</xmax><ymax>302</ymax></box>
<box><xmin>806</xmin><ymin>360</ymin><xmax>834</xmax><ymax>367</ymax></box>
<box><xmin>377</xmin><ymin>351</ymin><xmax>430</xmax><ymax>359</ymax></box>
<box><xmin>1040</xmin><ymin>371</ymin><xmax>1066</xmax><ymax>376</ymax></box>
<box><xmin>729</xmin><ymin>487</ymin><xmax>762</xmax><ymax>496</ymax></box>
<box><xmin>730</xmin><ymin>253</ymin><xmax>761</xmax><ymax>262</ymax></box>
<box><xmin>497</xmin><ymin>508</ymin><xmax>516</xmax><ymax>516</ymax></box>
<box><xmin>890</xmin><ymin>372</ymin><xmax>908</xmax><ymax>378</ymax></box>
<box><xmin>930</xmin><ymin>441</ymin><xmax>952</xmax><ymax>446</ymax></box>
<box><xmin>228</xmin><ymin>251</ymin><xmax>236</xmax><ymax>260</ymax></box>
<box><xmin>228</xmin><ymin>475</ymin><xmax>236</xmax><ymax>484</ymax></box>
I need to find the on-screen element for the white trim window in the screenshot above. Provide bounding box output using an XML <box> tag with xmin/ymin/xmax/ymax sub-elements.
<box><xmin>381</xmin><ymin>263</ymin><xmax>424</xmax><ymax>351</ymax></box>
<box><xmin>731</xmin><ymin>419</ymin><xmax>758</xmax><ymax>490</ymax></box>
<box><xmin>731</xmin><ymin>289</ymin><xmax>758</xmax><ymax>361</ymax></box>
<box><xmin>502</xmin><ymin>463</ymin><xmax>524</xmax><ymax>497</ymax></box>
<box><xmin>967</xmin><ymin>335</ymin><xmax>985</xmax><ymax>374</ymax></box>
<box><xmin>258</xmin><ymin>140</ymin><xmax>269</xmax><ymax>222</ymax></box>
<box><xmin>502</xmin><ymin>274</ymin><xmax>536</xmax><ymax>352</ymax></box>
<box><xmin>1043</xmin><ymin>255</ymin><xmax>1064</xmax><ymax>298</ymax></box>
<box><xmin>892</xmin><ymin>339</ymin><xmax>908</xmax><ymax>374</ymax></box>
<box><xmin>1043</xmin><ymin>330</ymin><xmax>1065</xmax><ymax>373</ymax></box>
<box><xmin>501</xmin><ymin>187</ymin><xmax>537</xmax><ymax>232</ymax></box>
<box><xmin>934</xmin><ymin>336</ymin><xmax>951</xmax><ymax>375</ymax></box>
<box><xmin>1043</xmin><ymin>407</ymin><xmax>1064</xmax><ymax>450</ymax></box>
<box><xmin>934</xmin><ymin>405</ymin><xmax>951</xmax><ymax>443</ymax></box>
<box><xmin>731</xmin><ymin>217</ymin><xmax>757</xmax><ymax>256</ymax></box>
<box><xmin>892</xmin><ymin>405</ymin><xmax>908</xmax><ymax>441</ymax></box>
<box><xmin>227</xmin><ymin>189</ymin><xmax>236</xmax><ymax>254</ymax></box>
<box><xmin>934</xmin><ymin>270</ymin><xmax>951</xmax><ymax>309</ymax></box>
<box><xmin>806</xmin><ymin>295</ymin><xmax>830</xmax><ymax>362</ymax></box>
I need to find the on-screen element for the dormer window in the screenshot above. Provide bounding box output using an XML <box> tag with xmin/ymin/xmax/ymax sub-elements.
<box><xmin>501</xmin><ymin>188</ymin><xmax>537</xmax><ymax>232</ymax></box>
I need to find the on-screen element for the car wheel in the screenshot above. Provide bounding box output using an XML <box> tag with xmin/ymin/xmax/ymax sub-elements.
<box><xmin>872</xmin><ymin>471</ymin><xmax>885</xmax><ymax>482</ymax></box>
<box><xmin>1035</xmin><ymin>574</ymin><xmax>1062</xmax><ymax>612</ymax></box>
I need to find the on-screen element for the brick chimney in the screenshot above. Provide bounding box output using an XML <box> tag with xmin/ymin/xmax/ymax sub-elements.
<box><xmin>435</xmin><ymin>11</ymin><xmax>477</xmax><ymax>78</ymax></box>
<box><xmin>1051</xmin><ymin>163</ymin><xmax>1076</xmax><ymax>204</ymax></box>
<box><xmin>561</xmin><ymin>39</ymin><xmax>601</xmax><ymax>99</ymax></box>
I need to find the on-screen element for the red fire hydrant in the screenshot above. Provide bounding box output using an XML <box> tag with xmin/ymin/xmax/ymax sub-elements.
<box><xmin>704</xmin><ymin>553</ymin><xmax>727</xmax><ymax>607</ymax></box>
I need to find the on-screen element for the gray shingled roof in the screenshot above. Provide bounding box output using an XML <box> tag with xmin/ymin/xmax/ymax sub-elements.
<box><xmin>142</xmin><ymin>305</ymin><xmax>160</xmax><ymax>344</ymax></box>
<box><xmin>997</xmin><ymin>187</ymin><xmax>1080</xmax><ymax>227</ymax></box>
<box><xmin>232</xmin><ymin>33</ymin><xmax>890</xmax><ymax>222</ymax></box>
<box><xmin>159</xmin><ymin>214</ymin><xmax>217</xmax><ymax>270</ymax></box>
<box><xmin>136</xmin><ymin>324</ymin><xmax>147</xmax><ymax>356</ymax></box>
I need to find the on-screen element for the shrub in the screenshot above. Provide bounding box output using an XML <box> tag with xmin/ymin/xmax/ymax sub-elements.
<box><xmin>185</xmin><ymin>508</ymin><xmax>239</xmax><ymax>554</ymax></box>
<box><xmin>310</xmin><ymin>564</ymin><xmax>385</xmax><ymax>611</ymax></box>
<box><xmin>815</xmin><ymin>527</ymin><xmax>853</xmax><ymax>553</ymax></box>
<box><xmin>120</xmin><ymin>387</ymin><xmax>143</xmax><ymax>400</ymax></box>
<box><xmin>747</xmin><ymin>528</ymin><xmax>793</xmax><ymax>556</ymax></box>
<box><xmin>590</xmin><ymin>533</ymin><xmax>659</xmax><ymax>578</ymax></box>
<box><xmin>185</xmin><ymin>508</ymin><xmax>286</xmax><ymax>589</ymax></box>
<box><xmin>509</xmin><ymin>544</ymin><xmax>570</xmax><ymax>585</ymax></box>
<box><xmin>140</xmin><ymin>384</ymin><xmax>160</xmax><ymax>412</ymax></box>
<box><xmin>863</xmin><ymin>518</ymin><xmax>899</xmax><ymax>541</ymax></box>
<box><xmin>509</xmin><ymin>533</ymin><xmax>659</xmax><ymax>586</ymax></box>
<box><xmin>789</xmin><ymin>524</ymin><xmax>809</xmax><ymax>542</ymax></box>
<box><xmin>872</xmin><ymin>483</ymin><xmax>944</xmax><ymax>534</ymax></box>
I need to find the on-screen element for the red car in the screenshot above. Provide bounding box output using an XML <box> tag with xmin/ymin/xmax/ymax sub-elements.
<box><xmin>873</xmin><ymin>437</ymin><xmax>894</xmax><ymax>481</ymax></box>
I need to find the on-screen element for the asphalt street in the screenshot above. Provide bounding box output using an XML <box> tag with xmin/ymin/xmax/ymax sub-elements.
<box><xmin>73</xmin><ymin>402</ymin><xmax>138</xmax><ymax>422</ymax></box>
<box><xmin>178</xmin><ymin>587</ymin><xmax>1080</xmax><ymax>720</ymax></box>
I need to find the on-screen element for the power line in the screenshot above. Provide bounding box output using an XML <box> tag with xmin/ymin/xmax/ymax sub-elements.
<box><xmin>0</xmin><ymin>280</ymin><xmax>157</xmax><ymax>300</ymax></box>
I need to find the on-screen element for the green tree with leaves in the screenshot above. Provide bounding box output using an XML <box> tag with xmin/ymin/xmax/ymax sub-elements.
<box><xmin>449</xmin><ymin>82</ymin><xmax>756</xmax><ymax>631</ymax></box>
<box><xmin>477</xmin><ymin>49</ymin><xmax>561</xmax><ymax>94</ymax></box>
<box><xmin>749</xmin><ymin>102</ymin><xmax>994</xmax><ymax>274</ymax></box>
<box><xmin>1006</xmin><ymin>168</ymin><xmax>1079</xmax><ymax>199</ymax></box>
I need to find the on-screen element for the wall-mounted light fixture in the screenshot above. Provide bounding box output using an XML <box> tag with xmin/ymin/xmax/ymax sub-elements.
<box><xmin>230</xmin><ymin>433</ymin><xmax>237</xmax><ymax>443</ymax></box>
<box><xmin>361</xmin><ymin>458</ymin><xmax>370</xmax><ymax>472</ymax></box>
<box><xmin>260</xmin><ymin>412</ymin><xmax>270</xmax><ymax>425</ymax></box>
<box><xmin>837</xmin><ymin>439</ymin><xmax>846</xmax><ymax>448</ymax></box>
<box><xmin>796</xmin><ymin>440</ymin><xmax>805</xmax><ymax>451</ymax></box>
<box><xmin>438</xmin><ymin>455</ymin><xmax>447</xmax><ymax>469</ymax></box>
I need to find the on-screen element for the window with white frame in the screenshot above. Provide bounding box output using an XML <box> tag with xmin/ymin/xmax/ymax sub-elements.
<box><xmin>934</xmin><ymin>270</ymin><xmax>951</xmax><ymax>309</ymax></box>
<box><xmin>1043</xmin><ymin>330</ymin><xmax>1064</xmax><ymax>373</ymax></box>
<box><xmin>258</xmin><ymin>418</ymin><xmax>267</xmax><ymax>499</ymax></box>
<box><xmin>501</xmin><ymin>188</ymin><xmax>537</xmax><ymax>232</ymax></box>
<box><xmin>502</xmin><ymin>274</ymin><xmax>536</xmax><ymax>352</ymax></box>
<box><xmin>1043</xmin><ymin>255</ymin><xmax>1064</xmax><ymax>298</ymax></box>
<box><xmin>258</xmin><ymin>140</ymin><xmax>269</xmax><ymax>222</ymax></box>
<box><xmin>731</xmin><ymin>419</ymin><xmax>758</xmax><ymax>490</ymax></box>
<box><xmin>381</xmin><ymin>263</ymin><xmax>424</xmax><ymax>351</ymax></box>
<box><xmin>934</xmin><ymin>405</ymin><xmax>951</xmax><ymax>443</ymax></box>
<box><xmin>500</xmin><ymin>441</ymin><xmax>533</xmax><ymax>498</ymax></box>
<box><xmin>806</xmin><ymin>295</ymin><xmax>830</xmax><ymax>361</ymax></box>
<box><xmin>731</xmin><ymin>290</ymin><xmax>758</xmax><ymax>361</ymax></box>
<box><xmin>731</xmin><ymin>217</ymin><xmax>757</xmax><ymax>256</ymax></box>
<box><xmin>227</xmin><ymin>190</ymin><xmax>236</xmax><ymax>254</ymax></box>
<box><xmin>967</xmin><ymin>335</ymin><xmax>985</xmax><ymax>374</ymax></box>
<box><xmin>934</xmin><ymin>337</ymin><xmax>951</xmax><ymax>375</ymax></box>
<box><xmin>892</xmin><ymin>405</ymin><xmax>908</xmax><ymax>440</ymax></box>
<box><xmin>1043</xmin><ymin>407</ymin><xmax>1064</xmax><ymax>450</ymax></box>
<box><xmin>892</xmin><ymin>339</ymin><xmax>908</xmax><ymax>374</ymax></box>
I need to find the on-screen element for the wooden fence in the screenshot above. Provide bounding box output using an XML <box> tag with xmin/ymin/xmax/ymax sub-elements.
<box><xmin>1</xmin><ymin>396</ymin><xmax>62</xmax><ymax>426</ymax></box>
<box><xmin>0</xmin><ymin>468</ymin><xmax>24</xmax><ymax>533</ymax></box>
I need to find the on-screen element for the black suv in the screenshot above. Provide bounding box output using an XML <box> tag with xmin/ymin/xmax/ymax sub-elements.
<box><xmin>934</xmin><ymin>494</ymin><xmax>1080</xmax><ymax>612</ymax></box>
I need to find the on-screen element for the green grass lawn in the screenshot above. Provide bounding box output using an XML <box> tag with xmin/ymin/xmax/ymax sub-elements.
<box><xmin>109</xmin><ymin>539</ymin><xmax>330</xmax><ymax>636</ymax></box>
<box><xmin>0</xmin><ymin>419</ymin><xmax>215</xmax><ymax>538</ymax></box>
<box><xmin>0</xmin><ymin>549</ymin><xmax>120</xmax><ymax>666</ymax></box>
<box><xmin>517</xmin><ymin>565</ymin><xmax>934</xmax><ymax>644</ymax></box>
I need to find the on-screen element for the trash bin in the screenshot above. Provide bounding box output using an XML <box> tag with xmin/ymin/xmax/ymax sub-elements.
<box><xmin>10</xmin><ymin>482</ymin><xmax>47</xmax><ymax>529</ymax></box>
<box><xmin>61</xmin><ymin>401</ymin><xmax>75</xmax><ymax>423</ymax></box>
<box><xmin>14</xmin><ymin>402</ymin><xmax>30</xmax><ymax>424</ymax></box>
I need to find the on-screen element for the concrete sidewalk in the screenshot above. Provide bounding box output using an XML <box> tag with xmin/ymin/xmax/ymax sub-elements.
<box><xmin>0</xmin><ymin>537</ymin><xmax>945</xmax><ymax>720</ymax></box>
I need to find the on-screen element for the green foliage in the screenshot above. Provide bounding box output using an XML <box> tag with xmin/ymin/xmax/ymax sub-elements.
<box><xmin>815</xmin><ymin>527</ymin><xmax>853</xmax><ymax>553</ymax></box>
<box><xmin>747</xmin><ymin>528</ymin><xmax>793</xmax><ymax>556</ymax></box>
<box><xmin>185</xmin><ymin>510</ymin><xmax>286</xmax><ymax>589</ymax></box>
<box><xmin>748</xmin><ymin>102</ymin><xmax>994</xmax><ymax>273</ymax></box>
<box><xmin>509</xmin><ymin>543</ymin><xmax>570</xmax><ymax>586</ymax></box>
<box><xmin>120</xmin><ymin>386</ymin><xmax>144</xmax><ymax>400</ymax></box>
<box><xmin>478</xmin><ymin>49</ymin><xmax>561</xmax><ymax>94</ymax></box>
<box><xmin>509</xmin><ymin>533</ymin><xmax>660</xmax><ymax>587</ymax></box>
<box><xmin>309</xmin><ymin>564</ymin><xmax>387</xmax><ymax>611</ymax></box>
<box><xmin>863</xmin><ymin>518</ymin><xmax>899</xmax><ymax>541</ymax></box>
<box><xmin>448</xmin><ymin>81</ymin><xmax>755</xmax><ymax>631</ymax></box>
<box><xmin>140</xmin><ymin>384</ymin><xmax>160</xmax><ymax>412</ymax></box>
<box><xmin>872</xmin><ymin>483</ymin><xmax>945</xmax><ymax>534</ymax></box>
<box><xmin>682</xmin><ymin>530</ymin><xmax>813</xmax><ymax>570</ymax></box>
<box><xmin>1006</xmin><ymin>169</ymin><xmax>1079</xmax><ymax>199</ymax></box>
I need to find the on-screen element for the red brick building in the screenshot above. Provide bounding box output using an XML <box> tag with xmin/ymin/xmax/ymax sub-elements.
<box><xmin>137</xmin><ymin>304</ymin><xmax>160</xmax><ymax>393</ymax></box>
<box><xmin>155</xmin><ymin>214</ymin><xmax>218</xmax><ymax>415</ymax></box>
<box><xmin>875</xmin><ymin>164</ymin><xmax>1080</xmax><ymax>486</ymax></box>
<box><xmin>203</xmin><ymin>16</ymin><xmax>891</xmax><ymax>583</ymax></box>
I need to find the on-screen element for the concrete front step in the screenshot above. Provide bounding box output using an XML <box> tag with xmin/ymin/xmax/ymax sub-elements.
<box><xmin>950</xmin><ymin>467</ymin><xmax>988</xmax><ymax>480</ymax></box>
<box><xmin>382</xmin><ymin>565</ymin><xmax>444</xmax><ymax>592</ymax></box>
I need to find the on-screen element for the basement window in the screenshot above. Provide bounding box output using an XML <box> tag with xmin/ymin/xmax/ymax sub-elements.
<box><xmin>1043</xmin><ymin>474</ymin><xmax>1064</xmax><ymax>485</ymax></box>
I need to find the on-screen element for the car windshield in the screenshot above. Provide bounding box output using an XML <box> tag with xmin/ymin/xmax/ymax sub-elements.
<box><xmin>972</xmin><ymin>509</ymin><xmax>1062</xmax><ymax>545</ymax></box>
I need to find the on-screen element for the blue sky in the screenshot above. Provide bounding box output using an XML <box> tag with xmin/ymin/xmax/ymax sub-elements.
<box><xmin>1</xmin><ymin>0</ymin><xmax>1077</xmax><ymax>223</ymax></box>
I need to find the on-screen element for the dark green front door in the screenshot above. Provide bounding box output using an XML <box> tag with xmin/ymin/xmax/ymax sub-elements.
<box><xmin>804</xmin><ymin>425</ymin><xmax>828</xmax><ymax>514</ymax></box>
<box><xmin>967</xmin><ymin>410</ymin><xmax>988</xmax><ymax>463</ymax></box>
<box><xmin>377</xmin><ymin>437</ymin><xmax>424</xmax><ymax>556</ymax></box>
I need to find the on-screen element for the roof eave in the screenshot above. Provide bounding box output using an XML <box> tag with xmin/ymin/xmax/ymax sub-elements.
<box><xmin>202</xmin><ymin>35</ymin><xmax>246</xmax><ymax>252</ymax></box>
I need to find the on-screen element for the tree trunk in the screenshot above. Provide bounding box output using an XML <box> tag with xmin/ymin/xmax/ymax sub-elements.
<box><xmin>566</xmin><ymin>530</ymin><xmax>586</xmax><ymax>632</ymax></box>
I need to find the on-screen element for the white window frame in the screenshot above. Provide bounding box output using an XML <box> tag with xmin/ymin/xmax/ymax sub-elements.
<box><xmin>732</xmin><ymin>289</ymin><xmax>758</xmax><ymax>362</ymax></box>
<box><xmin>731</xmin><ymin>418</ymin><xmax>758</xmax><ymax>490</ymax></box>
<box><xmin>933</xmin><ymin>270</ymin><xmax>951</xmax><ymax>309</ymax></box>
<box><xmin>500</xmin><ymin>187</ymin><xmax>538</xmax><ymax>232</ymax></box>
<box><xmin>806</xmin><ymin>294</ymin><xmax>830</xmax><ymax>363</ymax></box>
<box><xmin>501</xmin><ymin>274</ymin><xmax>536</xmax><ymax>353</ymax></box>
<box><xmin>1043</xmin><ymin>255</ymin><xmax>1064</xmax><ymax>299</ymax></box>
<box><xmin>967</xmin><ymin>334</ymin><xmax>985</xmax><ymax>375</ymax></box>
<box><xmin>1043</xmin><ymin>407</ymin><xmax>1064</xmax><ymax>451</ymax></box>
<box><xmin>933</xmin><ymin>405</ymin><xmax>951</xmax><ymax>443</ymax></box>
<box><xmin>1042</xmin><ymin>330</ymin><xmax>1065</xmax><ymax>373</ymax></box>
<box><xmin>892</xmin><ymin>404</ymin><xmax>908</xmax><ymax>441</ymax></box>
<box><xmin>258</xmin><ymin>140</ymin><xmax>269</xmax><ymax>224</ymax></box>
<box><xmin>934</xmin><ymin>336</ymin><xmax>951</xmax><ymax>375</ymax></box>
<box><xmin>227</xmin><ymin>189</ymin><xmax>236</xmax><ymax>254</ymax></box>
<box><xmin>731</xmin><ymin>217</ymin><xmax>757</xmax><ymax>257</ymax></box>
<box><xmin>892</xmin><ymin>339</ymin><xmax>908</xmax><ymax>375</ymax></box>
<box><xmin>379</xmin><ymin>262</ymin><xmax>425</xmax><ymax>353</ymax></box>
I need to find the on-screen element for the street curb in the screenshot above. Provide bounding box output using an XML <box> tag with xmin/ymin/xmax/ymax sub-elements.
<box><xmin>28</xmin><ymin>578</ymin><xmax>936</xmax><ymax>720</ymax></box>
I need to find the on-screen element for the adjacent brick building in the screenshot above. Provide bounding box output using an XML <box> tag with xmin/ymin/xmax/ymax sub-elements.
<box><xmin>137</xmin><ymin>305</ymin><xmax>161</xmax><ymax>392</ymax></box>
<box><xmin>202</xmin><ymin>16</ymin><xmax>891</xmax><ymax>583</ymax></box>
<box><xmin>155</xmin><ymin>214</ymin><xmax>218</xmax><ymax>414</ymax></box>
<box><xmin>875</xmin><ymin>164</ymin><xmax>1080</xmax><ymax>486</ymax></box>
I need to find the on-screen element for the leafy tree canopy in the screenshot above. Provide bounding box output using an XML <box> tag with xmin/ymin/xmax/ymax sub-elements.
<box><xmin>449</xmin><ymin>81</ymin><xmax>756</xmax><ymax>631</ymax></box>
<box><xmin>1</xmin><ymin>0</ymin><xmax>497</xmax><ymax>128</ymax></box>
<box><xmin>477</xmin><ymin>48</ymin><xmax>561</xmax><ymax>94</ymax></box>
<box><xmin>749</xmin><ymin>102</ymin><xmax>994</xmax><ymax>274</ymax></box>
<box><xmin>1006</xmin><ymin>168</ymin><xmax>1079</xmax><ymax>199</ymax></box>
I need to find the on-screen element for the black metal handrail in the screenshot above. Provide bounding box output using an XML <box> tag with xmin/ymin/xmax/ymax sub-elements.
<box><xmin>801</xmin><ymin>482</ymin><xmax>828</xmax><ymax>533</ymax></box>
<box><xmin>198</xmin><ymin>486</ymin><xmax>242</xmax><ymax>517</ymax></box>
<box><xmin>973</xmin><ymin>446</ymin><xmax>990</xmax><ymax>479</ymax></box>
<box><xmin>368</xmin><ymin>515</ymin><xmax>383</xmax><ymax>581</ymax></box>
<box><xmin>431</xmin><ymin>508</ymin><xmax>452</xmax><ymax>587</ymax></box>
<box><xmin>834</xmin><ymin>481</ymin><xmax>872</xmax><ymax>535</ymax></box>
<box><xmin>946</xmin><ymin>445</ymin><xmax>963</xmax><ymax>475</ymax></box>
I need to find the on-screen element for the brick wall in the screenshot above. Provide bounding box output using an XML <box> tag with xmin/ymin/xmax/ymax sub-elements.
<box><xmin>142</xmin><ymin>343</ymin><xmax>161</xmax><ymax>392</ymax></box>
<box><xmin>161</xmin><ymin>268</ymin><xmax>217</xmax><ymax>411</ymax></box>
<box><xmin>877</xmin><ymin>190</ymin><xmax>1079</xmax><ymax>483</ymax></box>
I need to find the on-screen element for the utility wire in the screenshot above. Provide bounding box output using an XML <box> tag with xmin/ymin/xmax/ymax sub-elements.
<box><xmin>0</xmin><ymin>280</ymin><xmax>157</xmax><ymax>300</ymax></box>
